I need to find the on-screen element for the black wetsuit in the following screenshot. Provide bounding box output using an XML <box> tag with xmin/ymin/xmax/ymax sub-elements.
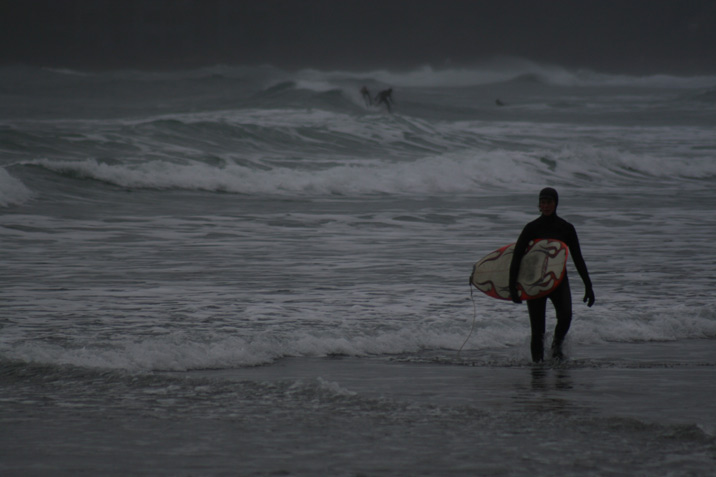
<box><xmin>509</xmin><ymin>213</ymin><xmax>593</xmax><ymax>362</ymax></box>
<box><xmin>375</xmin><ymin>89</ymin><xmax>393</xmax><ymax>112</ymax></box>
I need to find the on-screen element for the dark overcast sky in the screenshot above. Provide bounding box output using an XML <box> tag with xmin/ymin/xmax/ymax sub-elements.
<box><xmin>2</xmin><ymin>0</ymin><xmax>715</xmax><ymax>73</ymax></box>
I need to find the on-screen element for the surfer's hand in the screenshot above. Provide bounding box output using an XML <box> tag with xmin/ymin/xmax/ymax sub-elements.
<box><xmin>509</xmin><ymin>285</ymin><xmax>522</xmax><ymax>304</ymax></box>
<box><xmin>583</xmin><ymin>287</ymin><xmax>595</xmax><ymax>307</ymax></box>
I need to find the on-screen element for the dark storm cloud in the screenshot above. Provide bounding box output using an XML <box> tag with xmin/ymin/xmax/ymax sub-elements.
<box><xmin>2</xmin><ymin>0</ymin><xmax>715</xmax><ymax>73</ymax></box>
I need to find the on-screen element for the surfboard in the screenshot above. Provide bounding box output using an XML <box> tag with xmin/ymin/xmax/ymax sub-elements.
<box><xmin>470</xmin><ymin>238</ymin><xmax>568</xmax><ymax>301</ymax></box>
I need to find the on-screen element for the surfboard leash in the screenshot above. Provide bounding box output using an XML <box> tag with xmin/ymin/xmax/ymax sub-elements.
<box><xmin>457</xmin><ymin>281</ymin><xmax>479</xmax><ymax>358</ymax></box>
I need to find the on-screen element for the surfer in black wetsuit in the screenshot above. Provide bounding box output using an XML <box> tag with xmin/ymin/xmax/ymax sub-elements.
<box><xmin>360</xmin><ymin>86</ymin><xmax>372</xmax><ymax>106</ymax></box>
<box><xmin>509</xmin><ymin>187</ymin><xmax>595</xmax><ymax>363</ymax></box>
<box><xmin>375</xmin><ymin>88</ymin><xmax>394</xmax><ymax>113</ymax></box>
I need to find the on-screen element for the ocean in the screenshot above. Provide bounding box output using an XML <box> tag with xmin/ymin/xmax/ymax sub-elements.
<box><xmin>1</xmin><ymin>59</ymin><xmax>716</xmax><ymax>476</ymax></box>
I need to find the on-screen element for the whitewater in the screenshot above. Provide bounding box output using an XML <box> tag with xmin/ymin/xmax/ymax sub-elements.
<box><xmin>1</xmin><ymin>60</ymin><xmax>716</xmax><ymax>476</ymax></box>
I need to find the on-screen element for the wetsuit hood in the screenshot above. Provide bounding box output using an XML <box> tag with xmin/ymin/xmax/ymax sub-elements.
<box><xmin>539</xmin><ymin>187</ymin><xmax>559</xmax><ymax>208</ymax></box>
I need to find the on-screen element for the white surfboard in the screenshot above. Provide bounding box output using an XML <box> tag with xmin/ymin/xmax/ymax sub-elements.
<box><xmin>470</xmin><ymin>239</ymin><xmax>569</xmax><ymax>301</ymax></box>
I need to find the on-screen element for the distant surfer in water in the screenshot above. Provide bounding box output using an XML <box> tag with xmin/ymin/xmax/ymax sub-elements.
<box><xmin>360</xmin><ymin>86</ymin><xmax>372</xmax><ymax>106</ymax></box>
<box><xmin>375</xmin><ymin>88</ymin><xmax>394</xmax><ymax>113</ymax></box>
<box><xmin>509</xmin><ymin>187</ymin><xmax>595</xmax><ymax>363</ymax></box>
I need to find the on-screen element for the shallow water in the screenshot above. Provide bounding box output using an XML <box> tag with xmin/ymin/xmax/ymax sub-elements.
<box><xmin>1</xmin><ymin>62</ymin><xmax>716</xmax><ymax>475</ymax></box>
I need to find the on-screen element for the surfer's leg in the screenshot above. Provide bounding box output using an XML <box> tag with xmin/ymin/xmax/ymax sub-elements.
<box><xmin>550</xmin><ymin>278</ymin><xmax>572</xmax><ymax>359</ymax></box>
<box><xmin>527</xmin><ymin>297</ymin><xmax>547</xmax><ymax>362</ymax></box>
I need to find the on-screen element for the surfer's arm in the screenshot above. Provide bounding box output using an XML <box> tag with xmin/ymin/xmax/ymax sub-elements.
<box><xmin>568</xmin><ymin>227</ymin><xmax>595</xmax><ymax>306</ymax></box>
<box><xmin>508</xmin><ymin>228</ymin><xmax>532</xmax><ymax>303</ymax></box>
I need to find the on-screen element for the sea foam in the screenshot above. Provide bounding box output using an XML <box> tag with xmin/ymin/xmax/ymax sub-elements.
<box><xmin>0</xmin><ymin>168</ymin><xmax>32</xmax><ymax>206</ymax></box>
